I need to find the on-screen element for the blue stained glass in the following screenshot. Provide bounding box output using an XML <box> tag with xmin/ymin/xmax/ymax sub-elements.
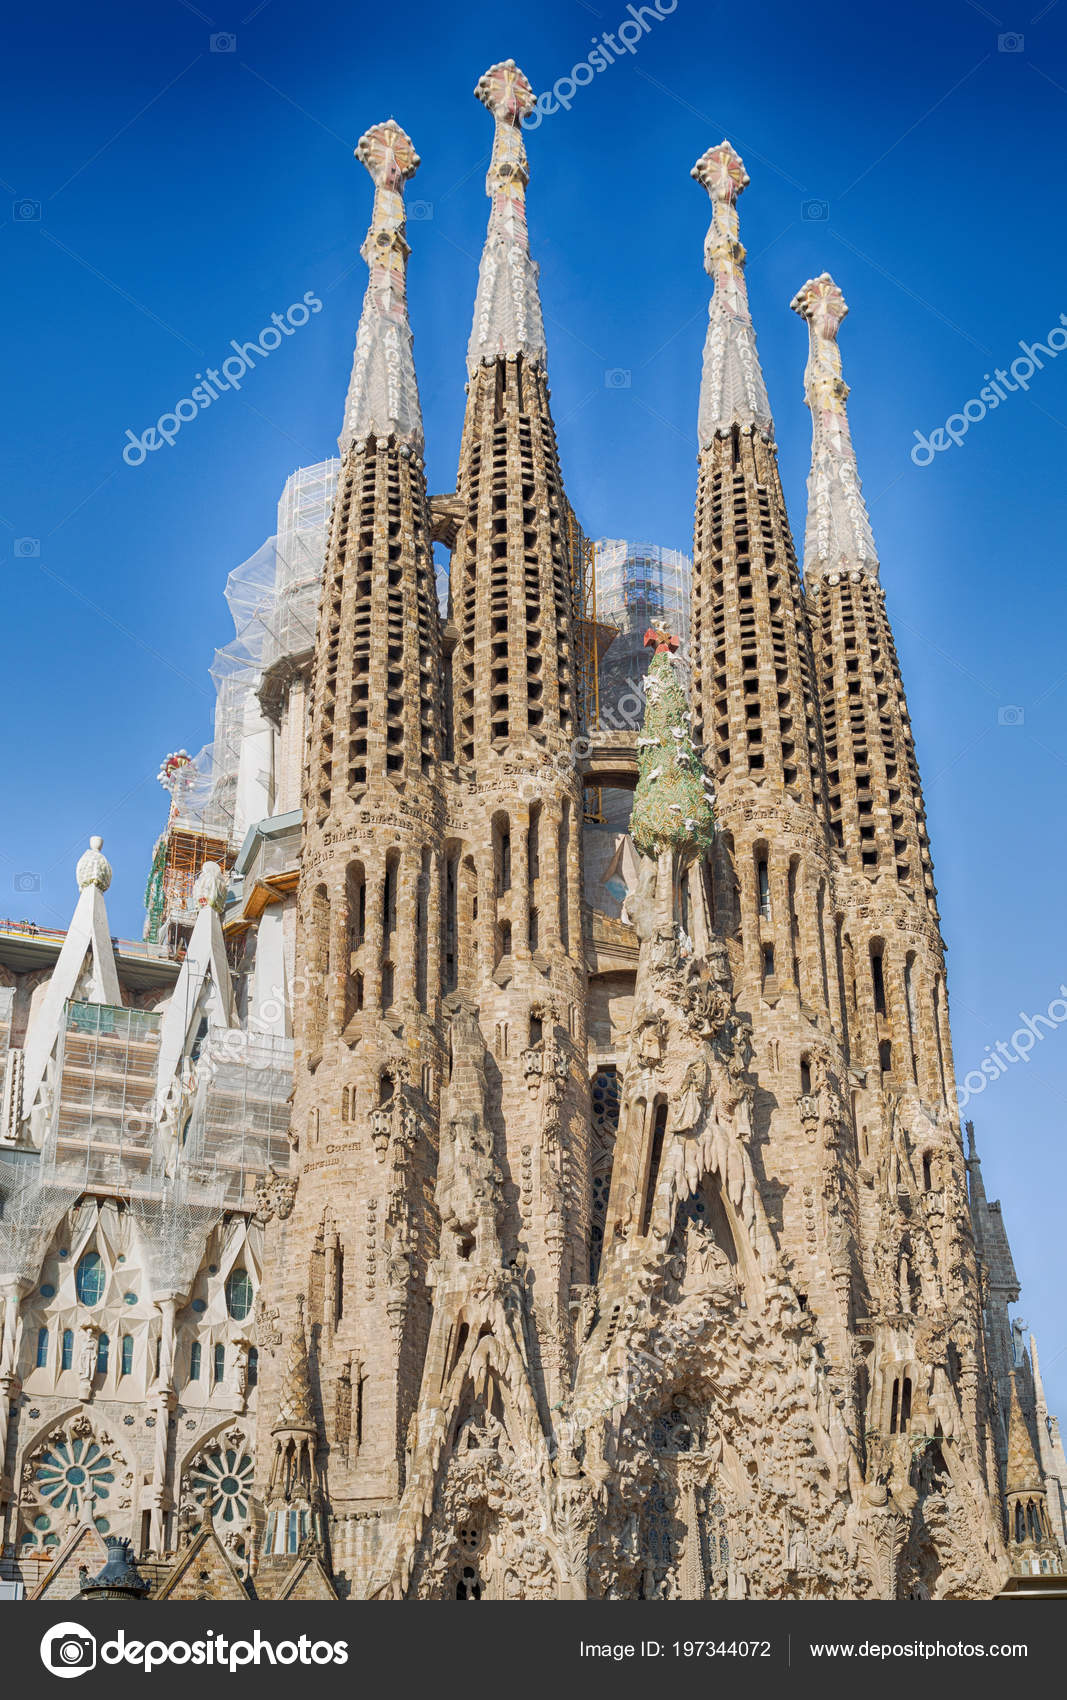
<box><xmin>120</xmin><ymin>1335</ymin><xmax>134</xmax><ymax>1376</ymax></box>
<box><xmin>35</xmin><ymin>1327</ymin><xmax>48</xmax><ymax>1368</ymax></box>
<box><xmin>75</xmin><ymin>1252</ymin><xmax>105</xmax><ymax>1307</ymax></box>
<box><xmin>61</xmin><ymin>1329</ymin><xmax>74</xmax><ymax>1370</ymax></box>
<box><xmin>96</xmin><ymin>1334</ymin><xmax>109</xmax><ymax>1375</ymax></box>
<box><xmin>225</xmin><ymin>1269</ymin><xmax>253</xmax><ymax>1321</ymax></box>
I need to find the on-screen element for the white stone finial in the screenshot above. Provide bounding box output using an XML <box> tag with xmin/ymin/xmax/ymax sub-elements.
<box><xmin>692</xmin><ymin>140</ymin><xmax>773</xmax><ymax>444</ymax></box>
<box><xmin>193</xmin><ymin>860</ymin><xmax>228</xmax><ymax>913</ymax></box>
<box><xmin>76</xmin><ymin>837</ymin><xmax>112</xmax><ymax>893</ymax></box>
<box><xmin>339</xmin><ymin>117</ymin><xmax>425</xmax><ymax>456</ymax></box>
<box><xmin>466</xmin><ymin>60</ymin><xmax>547</xmax><ymax>375</ymax></box>
<box><xmin>792</xmin><ymin>272</ymin><xmax>879</xmax><ymax>581</ymax></box>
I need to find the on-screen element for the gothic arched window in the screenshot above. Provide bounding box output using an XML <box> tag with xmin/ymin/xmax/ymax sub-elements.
<box><xmin>35</xmin><ymin>1326</ymin><xmax>48</xmax><ymax>1368</ymax></box>
<box><xmin>96</xmin><ymin>1334</ymin><xmax>109</xmax><ymax>1376</ymax></box>
<box><xmin>121</xmin><ymin>1335</ymin><xmax>134</xmax><ymax>1377</ymax></box>
<box><xmin>61</xmin><ymin>1329</ymin><xmax>74</xmax><ymax>1371</ymax></box>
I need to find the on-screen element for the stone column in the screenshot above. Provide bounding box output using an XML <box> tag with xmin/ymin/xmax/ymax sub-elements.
<box><xmin>148</xmin><ymin>1297</ymin><xmax>178</xmax><ymax>1553</ymax></box>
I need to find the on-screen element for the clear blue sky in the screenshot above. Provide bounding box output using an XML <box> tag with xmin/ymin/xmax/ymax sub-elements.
<box><xmin>4</xmin><ymin>0</ymin><xmax>1066</xmax><ymax>1411</ymax></box>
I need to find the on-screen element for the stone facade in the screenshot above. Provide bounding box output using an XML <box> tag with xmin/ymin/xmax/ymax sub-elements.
<box><xmin>0</xmin><ymin>63</ymin><xmax>1063</xmax><ymax>1602</ymax></box>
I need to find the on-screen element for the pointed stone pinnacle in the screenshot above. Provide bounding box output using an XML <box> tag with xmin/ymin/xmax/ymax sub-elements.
<box><xmin>793</xmin><ymin>270</ymin><xmax>879</xmax><ymax>581</ymax></box>
<box><xmin>693</xmin><ymin>139</ymin><xmax>772</xmax><ymax>442</ymax></box>
<box><xmin>76</xmin><ymin>836</ymin><xmax>112</xmax><ymax>892</ymax></box>
<box><xmin>466</xmin><ymin>60</ymin><xmax>546</xmax><ymax>375</ymax></box>
<box><xmin>340</xmin><ymin>117</ymin><xmax>424</xmax><ymax>455</ymax></box>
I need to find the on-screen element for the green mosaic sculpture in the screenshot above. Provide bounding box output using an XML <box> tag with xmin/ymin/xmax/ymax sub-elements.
<box><xmin>629</xmin><ymin>629</ymin><xmax>715</xmax><ymax>859</ymax></box>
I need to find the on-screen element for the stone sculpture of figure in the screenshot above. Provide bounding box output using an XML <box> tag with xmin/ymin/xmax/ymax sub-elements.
<box><xmin>683</xmin><ymin>1218</ymin><xmax>736</xmax><ymax>1303</ymax></box>
<box><xmin>435</xmin><ymin>1110</ymin><xmax>503</xmax><ymax>1265</ymax></box>
<box><xmin>621</xmin><ymin>855</ymin><xmax>659</xmax><ymax>942</ymax></box>
<box><xmin>78</xmin><ymin>1326</ymin><xmax>99</xmax><ymax>1385</ymax></box>
<box><xmin>670</xmin><ymin>1056</ymin><xmax>710</xmax><ymax>1135</ymax></box>
<box><xmin>706</xmin><ymin>933</ymin><xmax>733</xmax><ymax>991</ymax></box>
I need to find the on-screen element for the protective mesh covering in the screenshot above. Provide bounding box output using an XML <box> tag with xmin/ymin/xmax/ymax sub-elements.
<box><xmin>129</xmin><ymin>1164</ymin><xmax>226</xmax><ymax>1300</ymax></box>
<box><xmin>173</xmin><ymin>462</ymin><xmax>339</xmax><ymax>843</ymax></box>
<box><xmin>594</xmin><ymin>540</ymin><xmax>691</xmax><ymax>726</ymax></box>
<box><xmin>50</xmin><ymin>1002</ymin><xmax>161</xmax><ymax>1190</ymax></box>
<box><xmin>185</xmin><ymin>1030</ymin><xmax>293</xmax><ymax>1210</ymax></box>
<box><xmin>263</xmin><ymin>460</ymin><xmax>340</xmax><ymax>669</ymax></box>
<box><xmin>0</xmin><ymin>985</ymin><xmax>13</xmax><ymax>1056</ymax></box>
<box><xmin>0</xmin><ymin>1149</ymin><xmax>80</xmax><ymax>1285</ymax></box>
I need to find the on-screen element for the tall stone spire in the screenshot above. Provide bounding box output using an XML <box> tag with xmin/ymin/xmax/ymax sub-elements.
<box><xmin>20</xmin><ymin>837</ymin><xmax>123</xmax><ymax>1131</ymax></box>
<box><xmin>795</xmin><ymin>272</ymin><xmax>939</xmax><ymax>932</ymax></box>
<box><xmin>340</xmin><ymin>119</ymin><xmax>423</xmax><ymax>454</ymax></box>
<box><xmin>466</xmin><ymin>61</ymin><xmax>546</xmax><ymax>374</ymax></box>
<box><xmin>257</xmin><ymin>113</ymin><xmax>445</xmax><ymax>1534</ymax></box>
<box><xmin>791</xmin><ymin>274</ymin><xmax>878</xmax><ymax>581</ymax></box>
<box><xmin>692</xmin><ymin>142</ymin><xmax>772</xmax><ymax>443</ymax></box>
<box><xmin>436</xmin><ymin>57</ymin><xmax>588</xmax><ymax>1422</ymax></box>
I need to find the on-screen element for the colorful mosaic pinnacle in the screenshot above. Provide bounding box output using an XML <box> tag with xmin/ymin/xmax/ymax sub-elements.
<box><xmin>629</xmin><ymin>634</ymin><xmax>715</xmax><ymax>859</ymax></box>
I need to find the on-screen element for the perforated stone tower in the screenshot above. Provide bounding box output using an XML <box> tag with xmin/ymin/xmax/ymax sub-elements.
<box><xmin>238</xmin><ymin>103</ymin><xmax>1059</xmax><ymax>1602</ymax></box>
<box><xmin>11</xmin><ymin>76</ymin><xmax>1058</xmax><ymax>1605</ymax></box>
<box><xmin>254</xmin><ymin>117</ymin><xmax>447</xmax><ymax>1580</ymax></box>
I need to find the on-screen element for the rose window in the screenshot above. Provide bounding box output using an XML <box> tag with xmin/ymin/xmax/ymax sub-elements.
<box><xmin>34</xmin><ymin>1436</ymin><xmax>115</xmax><ymax>1514</ymax></box>
<box><xmin>188</xmin><ymin>1445</ymin><xmax>254</xmax><ymax>1524</ymax></box>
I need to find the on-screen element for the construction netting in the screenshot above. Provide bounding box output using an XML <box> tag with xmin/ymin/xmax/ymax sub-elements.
<box><xmin>263</xmin><ymin>458</ymin><xmax>340</xmax><ymax>669</ymax></box>
<box><xmin>0</xmin><ymin>986</ymin><xmax>13</xmax><ymax>1056</ymax></box>
<box><xmin>0</xmin><ymin>1149</ymin><xmax>81</xmax><ymax>1285</ymax></box>
<box><xmin>169</xmin><ymin>459</ymin><xmax>340</xmax><ymax>845</ymax></box>
<box><xmin>130</xmin><ymin>1165</ymin><xmax>228</xmax><ymax>1298</ymax></box>
<box><xmin>39</xmin><ymin>1001</ymin><xmax>292</xmax><ymax>1206</ymax></box>
<box><xmin>184</xmin><ymin>1030</ymin><xmax>293</xmax><ymax>1210</ymax></box>
<box><xmin>594</xmin><ymin>538</ymin><xmax>692</xmax><ymax>729</ymax></box>
<box><xmin>50</xmin><ymin>1001</ymin><xmax>162</xmax><ymax>1190</ymax></box>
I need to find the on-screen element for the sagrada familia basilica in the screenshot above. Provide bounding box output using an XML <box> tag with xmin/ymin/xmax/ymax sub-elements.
<box><xmin>1</xmin><ymin>62</ymin><xmax>1064</xmax><ymax>1602</ymax></box>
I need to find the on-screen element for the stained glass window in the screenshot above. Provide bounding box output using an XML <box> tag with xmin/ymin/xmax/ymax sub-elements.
<box><xmin>121</xmin><ymin>1335</ymin><xmax>134</xmax><ymax>1377</ymax></box>
<box><xmin>61</xmin><ymin>1329</ymin><xmax>74</xmax><ymax>1371</ymax></box>
<box><xmin>75</xmin><ymin>1252</ymin><xmax>105</xmax><ymax>1307</ymax></box>
<box><xmin>225</xmin><ymin>1269</ymin><xmax>253</xmax><ymax>1321</ymax></box>
<box><xmin>35</xmin><ymin>1327</ymin><xmax>48</xmax><ymax>1368</ymax></box>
